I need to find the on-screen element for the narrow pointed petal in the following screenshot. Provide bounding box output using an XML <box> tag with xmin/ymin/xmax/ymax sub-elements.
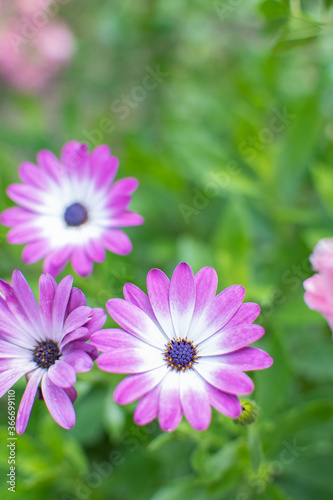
<box><xmin>114</xmin><ymin>366</ymin><xmax>167</xmax><ymax>405</ymax></box>
<box><xmin>16</xmin><ymin>369</ymin><xmax>43</xmax><ymax>434</ymax></box>
<box><xmin>146</xmin><ymin>269</ymin><xmax>175</xmax><ymax>338</ymax></box>
<box><xmin>41</xmin><ymin>373</ymin><xmax>76</xmax><ymax>429</ymax></box>
<box><xmin>198</xmin><ymin>325</ymin><xmax>265</xmax><ymax>356</ymax></box>
<box><xmin>158</xmin><ymin>371</ymin><xmax>183</xmax><ymax>432</ymax></box>
<box><xmin>169</xmin><ymin>263</ymin><xmax>196</xmax><ymax>339</ymax></box>
<box><xmin>195</xmin><ymin>360</ymin><xmax>254</xmax><ymax>395</ymax></box>
<box><xmin>180</xmin><ymin>371</ymin><xmax>211</xmax><ymax>430</ymax></box>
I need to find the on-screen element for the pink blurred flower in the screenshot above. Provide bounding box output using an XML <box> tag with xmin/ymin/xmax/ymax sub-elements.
<box><xmin>0</xmin><ymin>6</ymin><xmax>75</xmax><ymax>93</ymax></box>
<box><xmin>1</xmin><ymin>141</ymin><xmax>143</xmax><ymax>277</ymax></box>
<box><xmin>304</xmin><ymin>238</ymin><xmax>333</xmax><ymax>331</ymax></box>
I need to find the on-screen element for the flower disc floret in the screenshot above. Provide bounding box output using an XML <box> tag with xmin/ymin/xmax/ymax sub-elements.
<box><xmin>33</xmin><ymin>340</ymin><xmax>60</xmax><ymax>369</ymax></box>
<box><xmin>164</xmin><ymin>338</ymin><xmax>198</xmax><ymax>371</ymax></box>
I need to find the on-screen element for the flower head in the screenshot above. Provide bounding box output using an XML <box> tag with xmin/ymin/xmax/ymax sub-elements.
<box><xmin>0</xmin><ymin>270</ymin><xmax>106</xmax><ymax>433</ymax></box>
<box><xmin>304</xmin><ymin>238</ymin><xmax>333</xmax><ymax>332</ymax></box>
<box><xmin>91</xmin><ymin>263</ymin><xmax>273</xmax><ymax>432</ymax></box>
<box><xmin>0</xmin><ymin>12</ymin><xmax>75</xmax><ymax>93</ymax></box>
<box><xmin>1</xmin><ymin>141</ymin><xmax>144</xmax><ymax>277</ymax></box>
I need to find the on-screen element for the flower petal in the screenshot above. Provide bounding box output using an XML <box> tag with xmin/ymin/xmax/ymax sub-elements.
<box><xmin>84</xmin><ymin>308</ymin><xmax>107</xmax><ymax>332</ymax></box>
<box><xmin>191</xmin><ymin>285</ymin><xmax>245</xmax><ymax>343</ymax></box>
<box><xmin>39</xmin><ymin>273</ymin><xmax>57</xmax><ymax>332</ymax></box>
<box><xmin>123</xmin><ymin>283</ymin><xmax>158</xmax><ymax>325</ymax></box>
<box><xmin>71</xmin><ymin>248</ymin><xmax>94</xmax><ymax>277</ymax></box>
<box><xmin>61</xmin><ymin>349</ymin><xmax>94</xmax><ymax>372</ymax></box>
<box><xmin>146</xmin><ymin>269</ymin><xmax>175</xmax><ymax>338</ymax></box>
<box><xmin>216</xmin><ymin>347</ymin><xmax>274</xmax><ymax>371</ymax></box>
<box><xmin>114</xmin><ymin>366</ymin><xmax>167</xmax><ymax>405</ymax></box>
<box><xmin>198</xmin><ymin>325</ymin><xmax>265</xmax><ymax>356</ymax></box>
<box><xmin>48</xmin><ymin>360</ymin><xmax>76</xmax><ymax>388</ymax></box>
<box><xmin>91</xmin><ymin>329</ymin><xmax>148</xmax><ymax>351</ymax></box>
<box><xmin>41</xmin><ymin>373</ymin><xmax>76</xmax><ymax>429</ymax></box>
<box><xmin>169</xmin><ymin>263</ymin><xmax>196</xmax><ymax>339</ymax></box>
<box><xmin>16</xmin><ymin>369</ymin><xmax>43</xmax><ymax>434</ymax></box>
<box><xmin>180</xmin><ymin>370</ymin><xmax>211</xmax><ymax>430</ymax></box>
<box><xmin>158</xmin><ymin>370</ymin><xmax>183</xmax><ymax>432</ymax></box>
<box><xmin>63</xmin><ymin>306</ymin><xmax>93</xmax><ymax>334</ymax></box>
<box><xmin>195</xmin><ymin>360</ymin><xmax>254</xmax><ymax>395</ymax></box>
<box><xmin>103</xmin><ymin>230</ymin><xmax>132</xmax><ymax>255</ymax></box>
<box><xmin>52</xmin><ymin>275</ymin><xmax>73</xmax><ymax>341</ymax></box>
<box><xmin>190</xmin><ymin>266</ymin><xmax>218</xmax><ymax>330</ymax></box>
<box><xmin>223</xmin><ymin>302</ymin><xmax>261</xmax><ymax>329</ymax></box>
<box><xmin>12</xmin><ymin>270</ymin><xmax>44</xmax><ymax>337</ymax></box>
<box><xmin>106</xmin><ymin>298</ymin><xmax>167</xmax><ymax>348</ymax></box>
<box><xmin>206</xmin><ymin>383</ymin><xmax>242</xmax><ymax>418</ymax></box>
<box><xmin>134</xmin><ymin>384</ymin><xmax>161</xmax><ymax>426</ymax></box>
<box><xmin>97</xmin><ymin>347</ymin><xmax>163</xmax><ymax>374</ymax></box>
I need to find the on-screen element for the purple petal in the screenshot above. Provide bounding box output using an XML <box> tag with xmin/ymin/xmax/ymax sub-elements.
<box><xmin>206</xmin><ymin>383</ymin><xmax>242</xmax><ymax>418</ymax></box>
<box><xmin>39</xmin><ymin>273</ymin><xmax>57</xmax><ymax>332</ymax></box>
<box><xmin>63</xmin><ymin>306</ymin><xmax>93</xmax><ymax>334</ymax></box>
<box><xmin>8</xmin><ymin>225</ymin><xmax>42</xmax><ymax>244</ymax></box>
<box><xmin>97</xmin><ymin>347</ymin><xmax>163</xmax><ymax>374</ymax></box>
<box><xmin>16</xmin><ymin>369</ymin><xmax>43</xmax><ymax>434</ymax></box>
<box><xmin>71</xmin><ymin>248</ymin><xmax>94</xmax><ymax>277</ymax></box>
<box><xmin>43</xmin><ymin>245</ymin><xmax>73</xmax><ymax>277</ymax></box>
<box><xmin>68</xmin><ymin>341</ymin><xmax>98</xmax><ymax>361</ymax></box>
<box><xmin>169</xmin><ymin>263</ymin><xmax>196</xmax><ymax>339</ymax></box>
<box><xmin>109</xmin><ymin>177</ymin><xmax>139</xmax><ymax>197</ymax></box>
<box><xmin>114</xmin><ymin>366</ymin><xmax>167</xmax><ymax>405</ymax></box>
<box><xmin>61</xmin><ymin>349</ymin><xmax>93</xmax><ymax>372</ymax></box>
<box><xmin>195</xmin><ymin>360</ymin><xmax>254</xmax><ymax>395</ymax></box>
<box><xmin>61</xmin><ymin>141</ymin><xmax>89</xmax><ymax>170</ymax></box>
<box><xmin>109</xmin><ymin>211</ymin><xmax>144</xmax><ymax>227</ymax></box>
<box><xmin>217</xmin><ymin>347</ymin><xmax>273</xmax><ymax>371</ymax></box>
<box><xmin>37</xmin><ymin>150</ymin><xmax>66</xmax><ymax>183</ymax></box>
<box><xmin>22</xmin><ymin>240</ymin><xmax>51</xmax><ymax>264</ymax></box>
<box><xmin>84</xmin><ymin>308</ymin><xmax>107</xmax><ymax>332</ymax></box>
<box><xmin>19</xmin><ymin>162</ymin><xmax>51</xmax><ymax>189</ymax></box>
<box><xmin>66</xmin><ymin>287</ymin><xmax>87</xmax><ymax>315</ymax></box>
<box><xmin>223</xmin><ymin>302</ymin><xmax>261</xmax><ymax>329</ymax></box>
<box><xmin>158</xmin><ymin>371</ymin><xmax>183</xmax><ymax>432</ymax></box>
<box><xmin>64</xmin><ymin>386</ymin><xmax>77</xmax><ymax>403</ymax></box>
<box><xmin>12</xmin><ymin>270</ymin><xmax>43</xmax><ymax>336</ymax></box>
<box><xmin>85</xmin><ymin>239</ymin><xmax>106</xmax><ymax>263</ymax></box>
<box><xmin>52</xmin><ymin>276</ymin><xmax>73</xmax><ymax>341</ymax></box>
<box><xmin>103</xmin><ymin>230</ymin><xmax>132</xmax><ymax>255</ymax></box>
<box><xmin>93</xmin><ymin>156</ymin><xmax>119</xmax><ymax>190</ymax></box>
<box><xmin>48</xmin><ymin>360</ymin><xmax>76</xmax><ymax>388</ymax></box>
<box><xmin>180</xmin><ymin>371</ymin><xmax>211</xmax><ymax>431</ymax></box>
<box><xmin>123</xmin><ymin>283</ymin><xmax>158</xmax><ymax>325</ymax></box>
<box><xmin>106</xmin><ymin>298</ymin><xmax>167</xmax><ymax>348</ymax></box>
<box><xmin>190</xmin><ymin>266</ymin><xmax>218</xmax><ymax>330</ymax></box>
<box><xmin>146</xmin><ymin>269</ymin><xmax>175</xmax><ymax>339</ymax></box>
<box><xmin>91</xmin><ymin>329</ymin><xmax>149</xmax><ymax>351</ymax></box>
<box><xmin>1</xmin><ymin>207</ymin><xmax>36</xmax><ymax>227</ymax></box>
<box><xmin>191</xmin><ymin>285</ymin><xmax>245</xmax><ymax>343</ymax></box>
<box><xmin>0</xmin><ymin>366</ymin><xmax>33</xmax><ymax>398</ymax></box>
<box><xmin>6</xmin><ymin>184</ymin><xmax>44</xmax><ymax>212</ymax></box>
<box><xmin>198</xmin><ymin>325</ymin><xmax>265</xmax><ymax>356</ymax></box>
<box><xmin>134</xmin><ymin>385</ymin><xmax>161</xmax><ymax>426</ymax></box>
<box><xmin>90</xmin><ymin>145</ymin><xmax>111</xmax><ymax>171</ymax></box>
<box><xmin>60</xmin><ymin>327</ymin><xmax>91</xmax><ymax>348</ymax></box>
<box><xmin>41</xmin><ymin>373</ymin><xmax>76</xmax><ymax>429</ymax></box>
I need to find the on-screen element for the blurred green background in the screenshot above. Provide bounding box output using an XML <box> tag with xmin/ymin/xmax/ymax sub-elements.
<box><xmin>1</xmin><ymin>0</ymin><xmax>333</xmax><ymax>498</ymax></box>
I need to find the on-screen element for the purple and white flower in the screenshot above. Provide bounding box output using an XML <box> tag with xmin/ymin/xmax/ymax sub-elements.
<box><xmin>91</xmin><ymin>263</ymin><xmax>273</xmax><ymax>432</ymax></box>
<box><xmin>0</xmin><ymin>270</ymin><xmax>106</xmax><ymax>434</ymax></box>
<box><xmin>1</xmin><ymin>141</ymin><xmax>144</xmax><ymax>277</ymax></box>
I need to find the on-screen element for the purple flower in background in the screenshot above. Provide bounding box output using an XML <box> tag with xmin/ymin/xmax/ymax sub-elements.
<box><xmin>304</xmin><ymin>238</ymin><xmax>333</xmax><ymax>332</ymax></box>
<box><xmin>92</xmin><ymin>263</ymin><xmax>273</xmax><ymax>432</ymax></box>
<box><xmin>1</xmin><ymin>142</ymin><xmax>144</xmax><ymax>277</ymax></box>
<box><xmin>0</xmin><ymin>270</ymin><xmax>106</xmax><ymax>434</ymax></box>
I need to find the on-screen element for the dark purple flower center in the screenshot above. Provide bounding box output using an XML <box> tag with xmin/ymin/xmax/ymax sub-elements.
<box><xmin>64</xmin><ymin>203</ymin><xmax>88</xmax><ymax>227</ymax></box>
<box><xmin>164</xmin><ymin>338</ymin><xmax>198</xmax><ymax>371</ymax></box>
<box><xmin>33</xmin><ymin>340</ymin><xmax>60</xmax><ymax>369</ymax></box>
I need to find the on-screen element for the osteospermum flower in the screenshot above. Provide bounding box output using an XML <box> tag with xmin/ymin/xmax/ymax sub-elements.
<box><xmin>1</xmin><ymin>141</ymin><xmax>143</xmax><ymax>277</ymax></box>
<box><xmin>91</xmin><ymin>263</ymin><xmax>273</xmax><ymax>432</ymax></box>
<box><xmin>304</xmin><ymin>238</ymin><xmax>333</xmax><ymax>332</ymax></box>
<box><xmin>0</xmin><ymin>270</ymin><xmax>106</xmax><ymax>433</ymax></box>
